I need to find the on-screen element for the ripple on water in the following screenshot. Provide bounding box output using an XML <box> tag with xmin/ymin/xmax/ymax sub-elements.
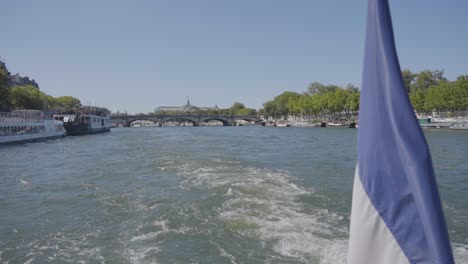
<box><xmin>0</xmin><ymin>231</ymin><xmax>104</xmax><ymax>263</ymax></box>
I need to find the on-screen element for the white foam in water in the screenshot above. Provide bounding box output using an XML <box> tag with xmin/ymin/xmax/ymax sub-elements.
<box><xmin>23</xmin><ymin>258</ymin><xmax>35</xmax><ymax>264</ymax></box>
<box><xmin>126</xmin><ymin>218</ymin><xmax>197</xmax><ymax>263</ymax></box>
<box><xmin>19</xmin><ymin>178</ymin><xmax>31</xmax><ymax>186</ymax></box>
<box><xmin>125</xmin><ymin>247</ymin><xmax>160</xmax><ymax>264</ymax></box>
<box><xmin>4</xmin><ymin>231</ymin><xmax>105</xmax><ymax>263</ymax></box>
<box><xmin>159</xmin><ymin>158</ymin><xmax>468</xmax><ymax>264</ymax></box>
<box><xmin>219</xmin><ymin>169</ymin><xmax>348</xmax><ymax>263</ymax></box>
<box><xmin>168</xmin><ymin>158</ymin><xmax>349</xmax><ymax>263</ymax></box>
<box><xmin>212</xmin><ymin>241</ymin><xmax>239</xmax><ymax>264</ymax></box>
<box><xmin>454</xmin><ymin>243</ymin><xmax>468</xmax><ymax>263</ymax></box>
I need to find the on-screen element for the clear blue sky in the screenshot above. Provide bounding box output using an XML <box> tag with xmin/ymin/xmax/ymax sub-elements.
<box><xmin>1</xmin><ymin>0</ymin><xmax>467</xmax><ymax>113</ymax></box>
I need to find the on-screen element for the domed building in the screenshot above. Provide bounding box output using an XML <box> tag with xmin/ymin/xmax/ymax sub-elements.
<box><xmin>156</xmin><ymin>99</ymin><xmax>218</xmax><ymax>113</ymax></box>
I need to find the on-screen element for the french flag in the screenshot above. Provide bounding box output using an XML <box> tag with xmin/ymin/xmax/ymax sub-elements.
<box><xmin>347</xmin><ymin>0</ymin><xmax>455</xmax><ymax>263</ymax></box>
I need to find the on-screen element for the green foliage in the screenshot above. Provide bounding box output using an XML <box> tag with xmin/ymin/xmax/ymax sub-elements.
<box><xmin>345</xmin><ymin>88</ymin><xmax>360</xmax><ymax>113</ymax></box>
<box><xmin>262</xmin><ymin>69</ymin><xmax>466</xmax><ymax>119</ymax></box>
<box><xmin>10</xmin><ymin>85</ymin><xmax>51</xmax><ymax>110</ymax></box>
<box><xmin>401</xmin><ymin>69</ymin><xmax>416</xmax><ymax>92</ymax></box>
<box><xmin>411</xmin><ymin>69</ymin><xmax>446</xmax><ymax>92</ymax></box>
<box><xmin>8</xmin><ymin>85</ymin><xmax>81</xmax><ymax>111</ymax></box>
<box><xmin>414</xmin><ymin>77</ymin><xmax>468</xmax><ymax>116</ymax></box>
<box><xmin>307</xmin><ymin>82</ymin><xmax>340</xmax><ymax>94</ymax></box>
<box><xmin>262</xmin><ymin>87</ymin><xmax>360</xmax><ymax>119</ymax></box>
<box><xmin>229</xmin><ymin>102</ymin><xmax>245</xmax><ymax>115</ymax></box>
<box><xmin>0</xmin><ymin>67</ymin><xmax>10</xmax><ymax>111</ymax></box>
<box><xmin>55</xmin><ymin>96</ymin><xmax>81</xmax><ymax>111</ymax></box>
<box><xmin>229</xmin><ymin>102</ymin><xmax>256</xmax><ymax>115</ymax></box>
<box><xmin>410</xmin><ymin>89</ymin><xmax>427</xmax><ymax>113</ymax></box>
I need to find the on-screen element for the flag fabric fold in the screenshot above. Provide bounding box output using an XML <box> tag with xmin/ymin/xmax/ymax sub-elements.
<box><xmin>347</xmin><ymin>0</ymin><xmax>454</xmax><ymax>263</ymax></box>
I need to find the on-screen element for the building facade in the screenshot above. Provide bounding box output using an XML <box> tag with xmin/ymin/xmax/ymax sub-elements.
<box><xmin>156</xmin><ymin>99</ymin><xmax>218</xmax><ymax>113</ymax></box>
<box><xmin>0</xmin><ymin>59</ymin><xmax>40</xmax><ymax>89</ymax></box>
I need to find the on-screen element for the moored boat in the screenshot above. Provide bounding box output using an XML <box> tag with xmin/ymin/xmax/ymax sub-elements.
<box><xmin>54</xmin><ymin>106</ymin><xmax>111</xmax><ymax>136</ymax></box>
<box><xmin>0</xmin><ymin>110</ymin><xmax>66</xmax><ymax>144</ymax></box>
<box><xmin>449</xmin><ymin>123</ymin><xmax>468</xmax><ymax>130</ymax></box>
<box><xmin>276</xmin><ymin>122</ymin><xmax>290</xmax><ymax>127</ymax></box>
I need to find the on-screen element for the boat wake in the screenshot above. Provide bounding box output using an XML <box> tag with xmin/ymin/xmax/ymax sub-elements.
<box><xmin>162</xmin><ymin>157</ymin><xmax>349</xmax><ymax>263</ymax></box>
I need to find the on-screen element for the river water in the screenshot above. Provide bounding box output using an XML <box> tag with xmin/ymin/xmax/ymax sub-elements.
<box><xmin>0</xmin><ymin>127</ymin><xmax>467</xmax><ymax>263</ymax></box>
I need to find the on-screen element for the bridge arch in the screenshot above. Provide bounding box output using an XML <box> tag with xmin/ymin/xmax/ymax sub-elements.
<box><xmin>200</xmin><ymin>117</ymin><xmax>230</xmax><ymax>126</ymax></box>
<box><xmin>127</xmin><ymin>118</ymin><xmax>158</xmax><ymax>126</ymax></box>
<box><xmin>162</xmin><ymin>117</ymin><xmax>198</xmax><ymax>126</ymax></box>
<box><xmin>233</xmin><ymin>117</ymin><xmax>258</xmax><ymax>126</ymax></box>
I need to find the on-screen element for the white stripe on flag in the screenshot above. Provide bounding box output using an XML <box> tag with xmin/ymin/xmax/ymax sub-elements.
<box><xmin>348</xmin><ymin>167</ymin><xmax>409</xmax><ymax>264</ymax></box>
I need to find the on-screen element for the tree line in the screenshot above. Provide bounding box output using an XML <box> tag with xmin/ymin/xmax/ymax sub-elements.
<box><xmin>0</xmin><ymin>67</ymin><xmax>81</xmax><ymax>112</ymax></box>
<box><xmin>259</xmin><ymin>84</ymin><xmax>360</xmax><ymax>120</ymax></box>
<box><xmin>260</xmin><ymin>70</ymin><xmax>468</xmax><ymax>120</ymax></box>
<box><xmin>404</xmin><ymin>70</ymin><xmax>468</xmax><ymax>117</ymax></box>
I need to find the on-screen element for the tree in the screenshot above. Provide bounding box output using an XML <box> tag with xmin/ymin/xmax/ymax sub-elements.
<box><xmin>345</xmin><ymin>83</ymin><xmax>359</xmax><ymax>93</ymax></box>
<box><xmin>325</xmin><ymin>89</ymin><xmax>347</xmax><ymax>117</ymax></box>
<box><xmin>272</xmin><ymin>91</ymin><xmax>301</xmax><ymax>117</ymax></box>
<box><xmin>401</xmin><ymin>69</ymin><xmax>416</xmax><ymax>92</ymax></box>
<box><xmin>410</xmin><ymin>89</ymin><xmax>427</xmax><ymax>113</ymax></box>
<box><xmin>307</xmin><ymin>82</ymin><xmax>326</xmax><ymax>94</ymax></box>
<box><xmin>450</xmin><ymin>77</ymin><xmax>468</xmax><ymax>115</ymax></box>
<box><xmin>263</xmin><ymin>100</ymin><xmax>278</xmax><ymax>118</ymax></box>
<box><xmin>237</xmin><ymin>108</ymin><xmax>256</xmax><ymax>115</ymax></box>
<box><xmin>55</xmin><ymin>96</ymin><xmax>81</xmax><ymax>111</ymax></box>
<box><xmin>262</xmin><ymin>69</ymin><xmax>466</xmax><ymax>121</ymax></box>
<box><xmin>424</xmin><ymin>83</ymin><xmax>449</xmax><ymax>114</ymax></box>
<box><xmin>344</xmin><ymin>88</ymin><xmax>360</xmax><ymax>117</ymax></box>
<box><xmin>228</xmin><ymin>102</ymin><xmax>256</xmax><ymax>115</ymax></box>
<box><xmin>229</xmin><ymin>102</ymin><xmax>245</xmax><ymax>115</ymax></box>
<box><xmin>0</xmin><ymin>67</ymin><xmax>10</xmax><ymax>111</ymax></box>
<box><xmin>412</xmin><ymin>69</ymin><xmax>446</xmax><ymax>92</ymax></box>
<box><xmin>10</xmin><ymin>85</ymin><xmax>50</xmax><ymax>110</ymax></box>
<box><xmin>308</xmin><ymin>82</ymin><xmax>340</xmax><ymax>94</ymax></box>
<box><xmin>257</xmin><ymin>108</ymin><xmax>265</xmax><ymax>116</ymax></box>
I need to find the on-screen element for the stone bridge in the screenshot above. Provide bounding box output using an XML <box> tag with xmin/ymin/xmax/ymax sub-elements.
<box><xmin>111</xmin><ymin>114</ymin><xmax>261</xmax><ymax>127</ymax></box>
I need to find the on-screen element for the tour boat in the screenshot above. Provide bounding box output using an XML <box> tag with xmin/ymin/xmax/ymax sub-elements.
<box><xmin>54</xmin><ymin>107</ymin><xmax>111</xmax><ymax>136</ymax></box>
<box><xmin>0</xmin><ymin>110</ymin><xmax>66</xmax><ymax>144</ymax></box>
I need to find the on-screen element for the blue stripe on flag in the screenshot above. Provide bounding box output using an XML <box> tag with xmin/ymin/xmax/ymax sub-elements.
<box><xmin>357</xmin><ymin>0</ymin><xmax>454</xmax><ymax>263</ymax></box>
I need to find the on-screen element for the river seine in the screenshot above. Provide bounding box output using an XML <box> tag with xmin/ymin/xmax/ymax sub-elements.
<box><xmin>0</xmin><ymin>127</ymin><xmax>467</xmax><ymax>263</ymax></box>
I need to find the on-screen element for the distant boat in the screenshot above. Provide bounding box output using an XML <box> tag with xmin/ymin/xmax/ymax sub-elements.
<box><xmin>0</xmin><ymin>110</ymin><xmax>66</xmax><ymax>144</ymax></box>
<box><xmin>416</xmin><ymin>116</ymin><xmax>468</xmax><ymax>129</ymax></box>
<box><xmin>449</xmin><ymin>123</ymin><xmax>468</xmax><ymax>130</ymax></box>
<box><xmin>327</xmin><ymin>122</ymin><xmax>342</xmax><ymax>127</ymax></box>
<box><xmin>276</xmin><ymin>123</ymin><xmax>290</xmax><ymax>127</ymax></box>
<box><xmin>290</xmin><ymin>122</ymin><xmax>320</xmax><ymax>127</ymax></box>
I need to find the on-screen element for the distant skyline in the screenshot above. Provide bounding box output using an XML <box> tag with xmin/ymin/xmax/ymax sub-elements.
<box><xmin>2</xmin><ymin>0</ymin><xmax>467</xmax><ymax>113</ymax></box>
